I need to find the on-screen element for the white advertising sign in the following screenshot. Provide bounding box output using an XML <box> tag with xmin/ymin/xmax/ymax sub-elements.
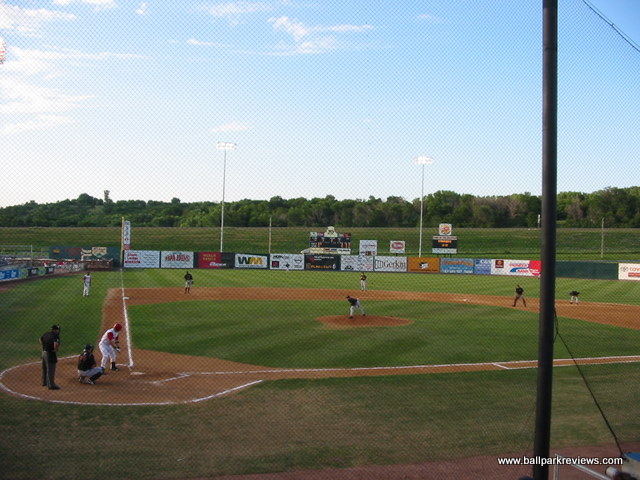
<box><xmin>124</xmin><ymin>250</ymin><xmax>160</xmax><ymax>269</ymax></box>
<box><xmin>619</xmin><ymin>263</ymin><xmax>640</xmax><ymax>281</ymax></box>
<box><xmin>270</xmin><ymin>253</ymin><xmax>304</xmax><ymax>270</ymax></box>
<box><xmin>235</xmin><ymin>253</ymin><xmax>269</xmax><ymax>269</ymax></box>
<box><xmin>359</xmin><ymin>240</ymin><xmax>378</xmax><ymax>256</ymax></box>
<box><xmin>374</xmin><ymin>256</ymin><xmax>407</xmax><ymax>272</ymax></box>
<box><xmin>122</xmin><ymin>220</ymin><xmax>131</xmax><ymax>250</ymax></box>
<box><xmin>160</xmin><ymin>251</ymin><xmax>194</xmax><ymax>269</ymax></box>
<box><xmin>490</xmin><ymin>259</ymin><xmax>542</xmax><ymax>277</ymax></box>
<box><xmin>389</xmin><ymin>240</ymin><xmax>406</xmax><ymax>254</ymax></box>
<box><xmin>340</xmin><ymin>255</ymin><xmax>375</xmax><ymax>272</ymax></box>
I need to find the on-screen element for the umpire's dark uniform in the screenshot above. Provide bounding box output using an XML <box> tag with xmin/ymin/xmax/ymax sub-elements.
<box><xmin>40</xmin><ymin>325</ymin><xmax>61</xmax><ymax>390</ymax></box>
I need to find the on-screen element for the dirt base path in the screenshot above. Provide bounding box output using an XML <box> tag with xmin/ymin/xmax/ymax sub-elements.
<box><xmin>2</xmin><ymin>287</ymin><xmax>639</xmax><ymax>406</ymax></box>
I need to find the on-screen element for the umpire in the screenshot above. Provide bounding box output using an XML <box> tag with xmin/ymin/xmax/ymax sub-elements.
<box><xmin>40</xmin><ymin>324</ymin><xmax>61</xmax><ymax>390</ymax></box>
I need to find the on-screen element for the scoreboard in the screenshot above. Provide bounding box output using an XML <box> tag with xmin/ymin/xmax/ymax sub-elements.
<box><xmin>310</xmin><ymin>232</ymin><xmax>351</xmax><ymax>249</ymax></box>
<box><xmin>432</xmin><ymin>236</ymin><xmax>458</xmax><ymax>254</ymax></box>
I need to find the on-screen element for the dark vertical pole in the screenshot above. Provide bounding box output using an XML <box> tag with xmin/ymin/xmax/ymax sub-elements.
<box><xmin>533</xmin><ymin>1</ymin><xmax>558</xmax><ymax>479</ymax></box>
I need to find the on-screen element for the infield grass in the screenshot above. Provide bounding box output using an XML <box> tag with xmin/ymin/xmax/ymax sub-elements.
<box><xmin>1</xmin><ymin>270</ymin><xmax>639</xmax><ymax>479</ymax></box>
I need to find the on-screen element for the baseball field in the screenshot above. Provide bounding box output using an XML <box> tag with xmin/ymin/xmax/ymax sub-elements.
<box><xmin>1</xmin><ymin>268</ymin><xmax>640</xmax><ymax>479</ymax></box>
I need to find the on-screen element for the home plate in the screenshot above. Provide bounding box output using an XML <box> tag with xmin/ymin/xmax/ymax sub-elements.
<box><xmin>131</xmin><ymin>371</ymin><xmax>145</xmax><ymax>375</ymax></box>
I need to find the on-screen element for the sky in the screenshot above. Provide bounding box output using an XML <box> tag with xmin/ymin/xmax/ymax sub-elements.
<box><xmin>1</xmin><ymin>0</ymin><xmax>639</xmax><ymax>207</ymax></box>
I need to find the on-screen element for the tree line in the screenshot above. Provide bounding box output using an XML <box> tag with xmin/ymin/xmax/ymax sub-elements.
<box><xmin>1</xmin><ymin>187</ymin><xmax>639</xmax><ymax>228</ymax></box>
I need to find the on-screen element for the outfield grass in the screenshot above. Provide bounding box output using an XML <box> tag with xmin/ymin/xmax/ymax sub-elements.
<box><xmin>1</xmin><ymin>270</ymin><xmax>639</xmax><ymax>480</ymax></box>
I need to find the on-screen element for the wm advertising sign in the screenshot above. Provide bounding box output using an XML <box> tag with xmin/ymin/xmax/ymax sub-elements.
<box><xmin>235</xmin><ymin>253</ymin><xmax>268</xmax><ymax>269</ymax></box>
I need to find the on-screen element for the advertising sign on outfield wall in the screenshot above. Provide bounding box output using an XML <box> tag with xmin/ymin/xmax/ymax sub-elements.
<box><xmin>49</xmin><ymin>246</ymin><xmax>121</xmax><ymax>265</ymax></box>
<box><xmin>235</xmin><ymin>253</ymin><xmax>268</xmax><ymax>269</ymax></box>
<box><xmin>619</xmin><ymin>263</ymin><xmax>640</xmax><ymax>281</ymax></box>
<box><xmin>197</xmin><ymin>252</ymin><xmax>234</xmax><ymax>269</ymax></box>
<box><xmin>440</xmin><ymin>258</ymin><xmax>474</xmax><ymax>274</ymax></box>
<box><xmin>340</xmin><ymin>255</ymin><xmax>374</xmax><ymax>272</ymax></box>
<box><xmin>474</xmin><ymin>258</ymin><xmax>492</xmax><ymax>275</ymax></box>
<box><xmin>491</xmin><ymin>259</ymin><xmax>542</xmax><ymax>277</ymax></box>
<box><xmin>161</xmin><ymin>251</ymin><xmax>195</xmax><ymax>269</ymax></box>
<box><xmin>124</xmin><ymin>250</ymin><xmax>160</xmax><ymax>268</ymax></box>
<box><xmin>374</xmin><ymin>256</ymin><xmax>407</xmax><ymax>272</ymax></box>
<box><xmin>305</xmin><ymin>254</ymin><xmax>340</xmax><ymax>270</ymax></box>
<box><xmin>359</xmin><ymin>240</ymin><xmax>378</xmax><ymax>256</ymax></box>
<box><xmin>0</xmin><ymin>268</ymin><xmax>21</xmax><ymax>281</ymax></box>
<box><xmin>122</xmin><ymin>220</ymin><xmax>131</xmax><ymax>251</ymax></box>
<box><xmin>390</xmin><ymin>241</ymin><xmax>405</xmax><ymax>254</ymax></box>
<box><xmin>407</xmin><ymin>257</ymin><xmax>440</xmax><ymax>273</ymax></box>
<box><xmin>270</xmin><ymin>253</ymin><xmax>304</xmax><ymax>270</ymax></box>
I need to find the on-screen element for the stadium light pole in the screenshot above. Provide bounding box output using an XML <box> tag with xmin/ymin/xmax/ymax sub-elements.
<box><xmin>217</xmin><ymin>142</ymin><xmax>236</xmax><ymax>252</ymax></box>
<box><xmin>415</xmin><ymin>156</ymin><xmax>433</xmax><ymax>257</ymax></box>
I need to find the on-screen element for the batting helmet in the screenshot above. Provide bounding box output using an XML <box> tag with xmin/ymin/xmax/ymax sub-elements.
<box><xmin>114</xmin><ymin>323</ymin><xmax>123</xmax><ymax>331</ymax></box>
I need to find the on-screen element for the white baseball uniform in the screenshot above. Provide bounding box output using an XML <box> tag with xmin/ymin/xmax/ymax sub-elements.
<box><xmin>83</xmin><ymin>273</ymin><xmax>91</xmax><ymax>296</ymax></box>
<box><xmin>99</xmin><ymin>326</ymin><xmax>120</xmax><ymax>369</ymax></box>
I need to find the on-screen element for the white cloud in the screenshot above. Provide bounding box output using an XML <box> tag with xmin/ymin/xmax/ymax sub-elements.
<box><xmin>269</xmin><ymin>16</ymin><xmax>373</xmax><ymax>40</ymax></box>
<box><xmin>0</xmin><ymin>3</ymin><xmax>76</xmax><ymax>35</ymax></box>
<box><xmin>3</xmin><ymin>46</ymin><xmax>142</xmax><ymax>77</ymax></box>
<box><xmin>135</xmin><ymin>2</ymin><xmax>148</xmax><ymax>15</ymax></box>
<box><xmin>418</xmin><ymin>13</ymin><xmax>444</xmax><ymax>23</ymax></box>
<box><xmin>52</xmin><ymin>0</ymin><xmax>117</xmax><ymax>11</ymax></box>
<box><xmin>0</xmin><ymin>46</ymin><xmax>139</xmax><ymax>135</ymax></box>
<box><xmin>268</xmin><ymin>16</ymin><xmax>373</xmax><ymax>54</ymax></box>
<box><xmin>269</xmin><ymin>16</ymin><xmax>308</xmax><ymax>41</ymax></box>
<box><xmin>1</xmin><ymin>114</ymin><xmax>73</xmax><ymax>135</ymax></box>
<box><xmin>202</xmin><ymin>1</ymin><xmax>272</xmax><ymax>19</ymax></box>
<box><xmin>187</xmin><ymin>38</ymin><xmax>227</xmax><ymax>47</ymax></box>
<box><xmin>210</xmin><ymin>121</ymin><xmax>250</xmax><ymax>133</ymax></box>
<box><xmin>0</xmin><ymin>76</ymin><xmax>92</xmax><ymax>114</ymax></box>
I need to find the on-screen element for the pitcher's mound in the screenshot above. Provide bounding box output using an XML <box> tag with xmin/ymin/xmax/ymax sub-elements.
<box><xmin>318</xmin><ymin>315</ymin><xmax>413</xmax><ymax>328</ymax></box>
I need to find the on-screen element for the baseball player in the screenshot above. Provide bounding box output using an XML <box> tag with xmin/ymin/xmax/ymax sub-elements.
<box><xmin>569</xmin><ymin>290</ymin><xmax>580</xmax><ymax>304</ymax></box>
<box><xmin>82</xmin><ymin>271</ymin><xmax>92</xmax><ymax>297</ymax></box>
<box><xmin>346</xmin><ymin>295</ymin><xmax>366</xmax><ymax>318</ymax></box>
<box><xmin>184</xmin><ymin>271</ymin><xmax>193</xmax><ymax>294</ymax></box>
<box><xmin>360</xmin><ymin>273</ymin><xmax>367</xmax><ymax>291</ymax></box>
<box><xmin>99</xmin><ymin>323</ymin><xmax>122</xmax><ymax>371</ymax></box>
<box><xmin>77</xmin><ymin>344</ymin><xmax>105</xmax><ymax>384</ymax></box>
<box><xmin>513</xmin><ymin>284</ymin><xmax>527</xmax><ymax>307</ymax></box>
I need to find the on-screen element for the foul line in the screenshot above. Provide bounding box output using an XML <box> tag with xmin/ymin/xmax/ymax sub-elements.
<box><xmin>2</xmin><ymin>356</ymin><xmax>639</xmax><ymax>407</ymax></box>
<box><xmin>190</xmin><ymin>380</ymin><xmax>264</xmax><ymax>403</ymax></box>
<box><xmin>119</xmin><ymin>268</ymin><xmax>134</xmax><ymax>369</ymax></box>
<box><xmin>153</xmin><ymin>355</ymin><xmax>640</xmax><ymax>380</ymax></box>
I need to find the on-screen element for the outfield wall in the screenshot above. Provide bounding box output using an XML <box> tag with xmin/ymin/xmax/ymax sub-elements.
<box><xmin>119</xmin><ymin>250</ymin><xmax>640</xmax><ymax>281</ymax></box>
<box><xmin>2</xmin><ymin>248</ymin><xmax>636</xmax><ymax>283</ymax></box>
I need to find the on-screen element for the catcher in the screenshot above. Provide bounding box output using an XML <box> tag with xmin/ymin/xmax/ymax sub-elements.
<box><xmin>77</xmin><ymin>344</ymin><xmax>105</xmax><ymax>384</ymax></box>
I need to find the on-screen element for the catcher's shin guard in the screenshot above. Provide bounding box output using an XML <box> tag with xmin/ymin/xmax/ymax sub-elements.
<box><xmin>90</xmin><ymin>368</ymin><xmax>105</xmax><ymax>382</ymax></box>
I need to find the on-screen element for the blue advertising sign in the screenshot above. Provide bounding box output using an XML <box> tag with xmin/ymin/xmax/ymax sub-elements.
<box><xmin>474</xmin><ymin>258</ymin><xmax>492</xmax><ymax>275</ymax></box>
<box><xmin>440</xmin><ymin>258</ymin><xmax>474</xmax><ymax>274</ymax></box>
<box><xmin>0</xmin><ymin>269</ymin><xmax>21</xmax><ymax>281</ymax></box>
